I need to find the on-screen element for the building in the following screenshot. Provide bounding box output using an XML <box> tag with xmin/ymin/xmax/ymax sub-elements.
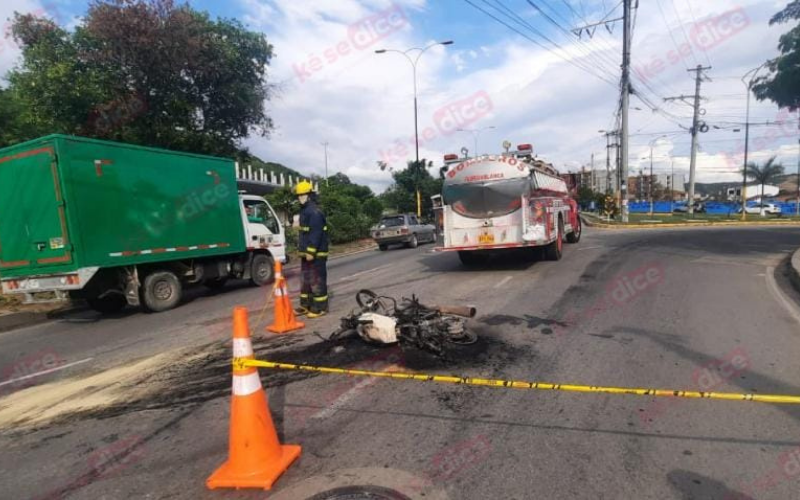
<box><xmin>726</xmin><ymin>184</ymin><xmax>779</xmax><ymax>202</ymax></box>
<box><xmin>628</xmin><ymin>173</ymin><xmax>685</xmax><ymax>201</ymax></box>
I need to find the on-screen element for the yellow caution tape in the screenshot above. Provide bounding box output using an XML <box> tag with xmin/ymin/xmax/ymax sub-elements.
<box><xmin>235</xmin><ymin>358</ymin><xmax>800</xmax><ymax>404</ymax></box>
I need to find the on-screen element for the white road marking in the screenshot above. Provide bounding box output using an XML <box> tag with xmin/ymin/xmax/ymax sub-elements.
<box><xmin>494</xmin><ymin>276</ymin><xmax>513</xmax><ymax>289</ymax></box>
<box><xmin>577</xmin><ymin>246</ymin><xmax>603</xmax><ymax>251</ymax></box>
<box><xmin>0</xmin><ymin>357</ymin><xmax>94</xmax><ymax>388</ymax></box>
<box><xmin>765</xmin><ymin>266</ymin><xmax>800</xmax><ymax>327</ymax></box>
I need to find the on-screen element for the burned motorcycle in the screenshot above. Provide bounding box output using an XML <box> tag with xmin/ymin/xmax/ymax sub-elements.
<box><xmin>328</xmin><ymin>289</ymin><xmax>478</xmax><ymax>356</ymax></box>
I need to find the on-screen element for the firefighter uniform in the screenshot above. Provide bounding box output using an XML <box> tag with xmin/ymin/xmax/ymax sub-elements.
<box><xmin>296</xmin><ymin>182</ymin><xmax>329</xmax><ymax>316</ymax></box>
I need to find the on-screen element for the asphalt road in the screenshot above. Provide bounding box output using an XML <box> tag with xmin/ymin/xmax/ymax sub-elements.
<box><xmin>2</xmin><ymin>226</ymin><xmax>800</xmax><ymax>499</ymax></box>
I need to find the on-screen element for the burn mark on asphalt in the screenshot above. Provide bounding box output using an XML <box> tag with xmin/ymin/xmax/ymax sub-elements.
<box><xmin>15</xmin><ymin>317</ymin><xmax>536</xmax><ymax>431</ymax></box>
<box><xmin>478</xmin><ymin>314</ymin><xmax>566</xmax><ymax>333</ymax></box>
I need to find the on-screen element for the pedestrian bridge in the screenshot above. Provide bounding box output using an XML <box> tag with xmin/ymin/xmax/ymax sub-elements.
<box><xmin>235</xmin><ymin>162</ymin><xmax>317</xmax><ymax>196</ymax></box>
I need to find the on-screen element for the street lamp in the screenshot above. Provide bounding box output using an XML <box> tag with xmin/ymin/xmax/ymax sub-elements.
<box><xmin>599</xmin><ymin>128</ymin><xmax>619</xmax><ymax>190</ymax></box>
<box><xmin>321</xmin><ymin>141</ymin><xmax>329</xmax><ymax>187</ymax></box>
<box><xmin>376</xmin><ymin>40</ymin><xmax>454</xmax><ymax>217</ymax></box>
<box><xmin>456</xmin><ymin>126</ymin><xmax>495</xmax><ymax>157</ymax></box>
<box><xmin>648</xmin><ymin>135</ymin><xmax>668</xmax><ymax>215</ymax></box>
<box><xmin>741</xmin><ymin>62</ymin><xmax>768</xmax><ymax>221</ymax></box>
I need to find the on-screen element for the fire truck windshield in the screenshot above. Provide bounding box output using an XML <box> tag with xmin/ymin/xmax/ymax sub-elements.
<box><xmin>443</xmin><ymin>178</ymin><xmax>531</xmax><ymax>219</ymax></box>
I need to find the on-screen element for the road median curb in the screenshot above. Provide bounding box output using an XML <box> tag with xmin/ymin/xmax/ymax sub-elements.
<box><xmin>790</xmin><ymin>248</ymin><xmax>800</xmax><ymax>294</ymax></box>
<box><xmin>285</xmin><ymin>242</ymin><xmax>378</xmax><ymax>270</ymax></box>
<box><xmin>581</xmin><ymin>214</ymin><xmax>800</xmax><ymax>230</ymax></box>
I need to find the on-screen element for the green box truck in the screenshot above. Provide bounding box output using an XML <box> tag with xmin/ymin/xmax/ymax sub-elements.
<box><xmin>0</xmin><ymin>135</ymin><xmax>286</xmax><ymax>313</ymax></box>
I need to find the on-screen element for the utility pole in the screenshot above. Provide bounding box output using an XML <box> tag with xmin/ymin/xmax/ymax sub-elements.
<box><xmin>687</xmin><ymin>65</ymin><xmax>711</xmax><ymax>214</ymax></box>
<box><xmin>605</xmin><ymin>134</ymin><xmax>612</xmax><ymax>194</ymax></box>
<box><xmin>591</xmin><ymin>153</ymin><xmax>595</xmax><ymax>191</ymax></box>
<box><xmin>321</xmin><ymin>141</ymin><xmax>329</xmax><ymax>187</ymax></box>
<box><xmin>649</xmin><ymin>148</ymin><xmax>654</xmax><ymax>216</ymax></box>
<box><xmin>620</xmin><ymin>0</ymin><xmax>632</xmax><ymax>222</ymax></box>
<box><xmin>665</xmin><ymin>64</ymin><xmax>711</xmax><ymax>215</ymax></box>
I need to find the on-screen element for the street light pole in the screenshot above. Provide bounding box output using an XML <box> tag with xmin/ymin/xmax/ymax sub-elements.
<box><xmin>647</xmin><ymin>135</ymin><xmax>667</xmax><ymax>215</ymax></box>
<box><xmin>321</xmin><ymin>141</ymin><xmax>329</xmax><ymax>187</ymax></box>
<box><xmin>457</xmin><ymin>126</ymin><xmax>495</xmax><ymax>157</ymax></box>
<box><xmin>670</xmin><ymin>161</ymin><xmax>675</xmax><ymax>213</ymax></box>
<box><xmin>741</xmin><ymin>63</ymin><xmax>767</xmax><ymax>221</ymax></box>
<box><xmin>376</xmin><ymin>40</ymin><xmax>454</xmax><ymax>217</ymax></box>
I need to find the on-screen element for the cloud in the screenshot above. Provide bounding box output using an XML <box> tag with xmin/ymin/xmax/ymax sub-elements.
<box><xmin>3</xmin><ymin>0</ymin><xmax>792</xmax><ymax>197</ymax></box>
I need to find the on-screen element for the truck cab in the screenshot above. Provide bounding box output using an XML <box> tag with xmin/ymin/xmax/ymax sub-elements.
<box><xmin>240</xmin><ymin>194</ymin><xmax>286</xmax><ymax>263</ymax></box>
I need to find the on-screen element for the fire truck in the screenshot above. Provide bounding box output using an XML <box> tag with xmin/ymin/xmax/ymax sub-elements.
<box><xmin>435</xmin><ymin>144</ymin><xmax>581</xmax><ymax>266</ymax></box>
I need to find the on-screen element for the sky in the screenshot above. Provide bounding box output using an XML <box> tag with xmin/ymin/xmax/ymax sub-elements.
<box><xmin>0</xmin><ymin>0</ymin><xmax>796</xmax><ymax>194</ymax></box>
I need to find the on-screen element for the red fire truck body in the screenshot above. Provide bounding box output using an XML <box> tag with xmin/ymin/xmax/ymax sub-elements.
<box><xmin>436</xmin><ymin>145</ymin><xmax>581</xmax><ymax>265</ymax></box>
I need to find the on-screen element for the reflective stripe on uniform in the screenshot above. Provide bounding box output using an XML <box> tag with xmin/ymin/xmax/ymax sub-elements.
<box><xmin>313</xmin><ymin>295</ymin><xmax>328</xmax><ymax>302</ymax></box>
<box><xmin>306</xmin><ymin>246</ymin><xmax>317</xmax><ymax>253</ymax></box>
<box><xmin>300</xmin><ymin>226</ymin><xmax>311</xmax><ymax>231</ymax></box>
<box><xmin>300</xmin><ymin>293</ymin><xmax>309</xmax><ymax>298</ymax></box>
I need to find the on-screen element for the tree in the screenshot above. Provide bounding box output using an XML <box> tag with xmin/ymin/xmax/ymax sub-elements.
<box><xmin>753</xmin><ymin>1</ymin><xmax>800</xmax><ymax>108</ymax></box>
<box><xmin>743</xmin><ymin>156</ymin><xmax>785</xmax><ymax>202</ymax></box>
<box><xmin>379</xmin><ymin>159</ymin><xmax>442</xmax><ymax>219</ymax></box>
<box><xmin>576</xmin><ymin>186</ymin><xmax>595</xmax><ymax>208</ymax></box>
<box><xmin>2</xmin><ymin>0</ymin><xmax>274</xmax><ymax>156</ymax></box>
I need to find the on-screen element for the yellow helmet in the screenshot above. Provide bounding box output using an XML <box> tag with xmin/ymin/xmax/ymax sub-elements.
<box><xmin>294</xmin><ymin>180</ymin><xmax>314</xmax><ymax>195</ymax></box>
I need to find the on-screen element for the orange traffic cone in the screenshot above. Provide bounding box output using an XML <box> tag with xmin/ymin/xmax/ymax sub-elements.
<box><xmin>267</xmin><ymin>261</ymin><xmax>305</xmax><ymax>334</ymax></box>
<box><xmin>206</xmin><ymin>306</ymin><xmax>302</xmax><ymax>490</ymax></box>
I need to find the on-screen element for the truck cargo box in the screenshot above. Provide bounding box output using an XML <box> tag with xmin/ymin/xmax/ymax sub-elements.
<box><xmin>0</xmin><ymin>135</ymin><xmax>246</xmax><ymax>280</ymax></box>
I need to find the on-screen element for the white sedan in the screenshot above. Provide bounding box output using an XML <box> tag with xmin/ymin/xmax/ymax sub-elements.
<box><xmin>739</xmin><ymin>203</ymin><xmax>781</xmax><ymax>215</ymax></box>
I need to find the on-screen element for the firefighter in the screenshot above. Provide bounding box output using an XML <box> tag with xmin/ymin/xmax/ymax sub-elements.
<box><xmin>294</xmin><ymin>180</ymin><xmax>329</xmax><ymax>318</ymax></box>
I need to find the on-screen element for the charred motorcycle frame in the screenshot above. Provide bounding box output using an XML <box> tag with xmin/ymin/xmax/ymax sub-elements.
<box><xmin>328</xmin><ymin>289</ymin><xmax>478</xmax><ymax>357</ymax></box>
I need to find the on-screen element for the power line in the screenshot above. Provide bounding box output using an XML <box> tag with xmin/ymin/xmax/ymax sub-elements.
<box><xmin>668</xmin><ymin>0</ymin><xmax>701</xmax><ymax>68</ymax></box>
<box><xmin>654</xmin><ymin>0</ymin><xmax>691</xmax><ymax>72</ymax></box>
<box><xmin>463</xmin><ymin>0</ymin><xmax>620</xmax><ymax>87</ymax></box>
<box><xmin>681</xmin><ymin>0</ymin><xmax>712</xmax><ymax>67</ymax></box>
<box><xmin>524</xmin><ymin>0</ymin><xmax>623</xmax><ymax>75</ymax></box>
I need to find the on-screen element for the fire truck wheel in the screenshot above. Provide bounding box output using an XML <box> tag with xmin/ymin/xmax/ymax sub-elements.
<box><xmin>545</xmin><ymin>218</ymin><xmax>564</xmax><ymax>261</ymax></box>
<box><xmin>567</xmin><ymin>216</ymin><xmax>582</xmax><ymax>243</ymax></box>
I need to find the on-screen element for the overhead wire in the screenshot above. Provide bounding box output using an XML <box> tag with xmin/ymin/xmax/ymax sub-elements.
<box><xmin>681</xmin><ymin>0</ymin><xmax>713</xmax><ymax>67</ymax></box>
<box><xmin>526</xmin><ymin>0</ymin><xmax>623</xmax><ymax>74</ymax></box>
<box><xmin>668</xmin><ymin>0</ymin><xmax>702</xmax><ymax>68</ymax></box>
<box><xmin>462</xmin><ymin>0</ymin><xmax>619</xmax><ymax>87</ymax></box>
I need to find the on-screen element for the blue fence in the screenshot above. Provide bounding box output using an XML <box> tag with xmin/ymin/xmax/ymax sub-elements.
<box><xmin>628</xmin><ymin>201</ymin><xmax>800</xmax><ymax>214</ymax></box>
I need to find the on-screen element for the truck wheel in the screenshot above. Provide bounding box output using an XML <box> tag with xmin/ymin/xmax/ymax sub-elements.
<box><xmin>86</xmin><ymin>294</ymin><xmax>127</xmax><ymax>314</ymax></box>
<box><xmin>250</xmin><ymin>253</ymin><xmax>275</xmax><ymax>286</ymax></box>
<box><xmin>141</xmin><ymin>271</ymin><xmax>183</xmax><ymax>312</ymax></box>
<box><xmin>458</xmin><ymin>251</ymin><xmax>488</xmax><ymax>267</ymax></box>
<box><xmin>407</xmin><ymin>235</ymin><xmax>418</xmax><ymax>249</ymax></box>
<box><xmin>545</xmin><ymin>218</ymin><xmax>564</xmax><ymax>261</ymax></box>
<box><xmin>379</xmin><ymin>244</ymin><xmax>388</xmax><ymax>251</ymax></box>
<box><xmin>566</xmin><ymin>216</ymin><xmax>582</xmax><ymax>243</ymax></box>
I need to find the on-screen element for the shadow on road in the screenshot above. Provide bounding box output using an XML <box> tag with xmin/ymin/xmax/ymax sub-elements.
<box><xmin>615</xmin><ymin>326</ymin><xmax>800</xmax><ymax>424</ymax></box>
<box><xmin>666</xmin><ymin>469</ymin><xmax>754</xmax><ymax>500</ymax></box>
